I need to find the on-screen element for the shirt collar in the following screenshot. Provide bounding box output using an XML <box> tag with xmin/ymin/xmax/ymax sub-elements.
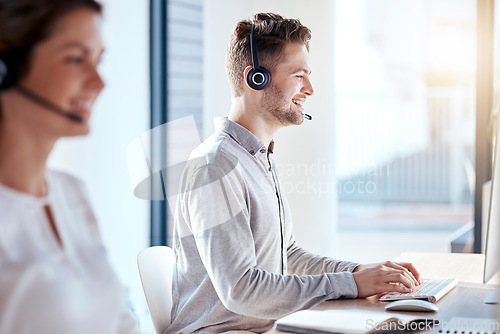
<box><xmin>214</xmin><ymin>117</ymin><xmax>274</xmax><ymax>156</ymax></box>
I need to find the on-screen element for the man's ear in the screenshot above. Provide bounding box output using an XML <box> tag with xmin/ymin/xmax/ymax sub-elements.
<box><xmin>243</xmin><ymin>65</ymin><xmax>253</xmax><ymax>89</ymax></box>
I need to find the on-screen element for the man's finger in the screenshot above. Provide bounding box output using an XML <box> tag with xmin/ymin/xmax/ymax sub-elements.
<box><xmin>384</xmin><ymin>281</ymin><xmax>413</xmax><ymax>293</ymax></box>
<box><xmin>390</xmin><ymin>263</ymin><xmax>420</xmax><ymax>286</ymax></box>
<box><xmin>397</xmin><ymin>262</ymin><xmax>423</xmax><ymax>284</ymax></box>
<box><xmin>385</xmin><ymin>271</ymin><xmax>415</xmax><ymax>290</ymax></box>
<box><xmin>383</xmin><ymin>263</ymin><xmax>417</xmax><ymax>288</ymax></box>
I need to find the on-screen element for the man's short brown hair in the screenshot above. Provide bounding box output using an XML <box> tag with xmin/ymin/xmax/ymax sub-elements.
<box><xmin>225</xmin><ymin>13</ymin><xmax>311</xmax><ymax>97</ymax></box>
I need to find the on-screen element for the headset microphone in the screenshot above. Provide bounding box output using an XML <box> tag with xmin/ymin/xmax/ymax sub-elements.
<box><xmin>16</xmin><ymin>86</ymin><xmax>83</xmax><ymax>123</ymax></box>
<box><xmin>246</xmin><ymin>24</ymin><xmax>271</xmax><ymax>90</ymax></box>
<box><xmin>303</xmin><ymin>113</ymin><xmax>312</xmax><ymax>121</ymax></box>
<box><xmin>1</xmin><ymin>52</ymin><xmax>83</xmax><ymax>123</ymax></box>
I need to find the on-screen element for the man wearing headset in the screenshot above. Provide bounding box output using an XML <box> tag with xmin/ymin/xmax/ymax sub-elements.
<box><xmin>168</xmin><ymin>13</ymin><xmax>422</xmax><ymax>333</ymax></box>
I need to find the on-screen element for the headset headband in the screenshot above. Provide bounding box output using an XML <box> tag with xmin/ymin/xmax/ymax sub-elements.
<box><xmin>250</xmin><ymin>24</ymin><xmax>260</xmax><ymax>69</ymax></box>
<box><xmin>246</xmin><ymin>24</ymin><xmax>271</xmax><ymax>90</ymax></box>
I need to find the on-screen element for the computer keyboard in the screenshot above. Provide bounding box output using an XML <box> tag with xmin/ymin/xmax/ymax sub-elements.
<box><xmin>380</xmin><ymin>278</ymin><xmax>458</xmax><ymax>303</ymax></box>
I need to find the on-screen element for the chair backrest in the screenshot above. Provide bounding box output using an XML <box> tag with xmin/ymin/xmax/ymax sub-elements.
<box><xmin>137</xmin><ymin>246</ymin><xmax>175</xmax><ymax>334</ymax></box>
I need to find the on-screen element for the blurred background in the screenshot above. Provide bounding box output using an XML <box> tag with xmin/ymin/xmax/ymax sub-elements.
<box><xmin>45</xmin><ymin>0</ymin><xmax>499</xmax><ymax>332</ymax></box>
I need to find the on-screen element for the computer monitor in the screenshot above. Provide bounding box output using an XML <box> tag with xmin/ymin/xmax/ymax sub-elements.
<box><xmin>483</xmin><ymin>126</ymin><xmax>499</xmax><ymax>303</ymax></box>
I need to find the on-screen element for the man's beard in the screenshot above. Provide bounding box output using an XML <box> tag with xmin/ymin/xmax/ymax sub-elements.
<box><xmin>259</xmin><ymin>83</ymin><xmax>303</xmax><ymax>126</ymax></box>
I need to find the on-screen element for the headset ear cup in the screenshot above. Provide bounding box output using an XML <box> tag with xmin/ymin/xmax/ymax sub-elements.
<box><xmin>246</xmin><ymin>67</ymin><xmax>271</xmax><ymax>91</ymax></box>
<box><xmin>0</xmin><ymin>53</ymin><xmax>20</xmax><ymax>91</ymax></box>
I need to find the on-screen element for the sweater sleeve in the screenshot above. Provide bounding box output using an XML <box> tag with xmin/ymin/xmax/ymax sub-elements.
<box><xmin>286</xmin><ymin>235</ymin><xmax>359</xmax><ymax>276</ymax></box>
<box><xmin>183</xmin><ymin>162</ymin><xmax>358</xmax><ymax>320</ymax></box>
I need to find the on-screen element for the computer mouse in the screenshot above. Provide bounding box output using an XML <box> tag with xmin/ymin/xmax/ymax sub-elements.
<box><xmin>384</xmin><ymin>299</ymin><xmax>438</xmax><ymax>312</ymax></box>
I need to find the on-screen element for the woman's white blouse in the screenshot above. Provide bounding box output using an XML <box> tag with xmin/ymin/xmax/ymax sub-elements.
<box><xmin>0</xmin><ymin>170</ymin><xmax>138</xmax><ymax>334</ymax></box>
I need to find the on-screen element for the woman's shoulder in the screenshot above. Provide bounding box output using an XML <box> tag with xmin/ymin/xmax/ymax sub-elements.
<box><xmin>46</xmin><ymin>169</ymin><xmax>91</xmax><ymax>205</ymax></box>
<box><xmin>46</xmin><ymin>169</ymin><xmax>85</xmax><ymax>188</ymax></box>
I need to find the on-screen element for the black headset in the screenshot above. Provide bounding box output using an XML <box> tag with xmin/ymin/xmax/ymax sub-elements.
<box><xmin>0</xmin><ymin>52</ymin><xmax>21</xmax><ymax>91</ymax></box>
<box><xmin>246</xmin><ymin>24</ymin><xmax>271</xmax><ymax>90</ymax></box>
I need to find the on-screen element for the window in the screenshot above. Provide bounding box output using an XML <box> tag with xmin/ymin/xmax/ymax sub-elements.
<box><xmin>150</xmin><ymin>0</ymin><xmax>204</xmax><ymax>247</ymax></box>
<box><xmin>334</xmin><ymin>0</ymin><xmax>477</xmax><ymax>262</ymax></box>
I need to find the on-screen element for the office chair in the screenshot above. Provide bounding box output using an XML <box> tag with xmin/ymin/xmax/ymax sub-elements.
<box><xmin>137</xmin><ymin>246</ymin><xmax>175</xmax><ymax>334</ymax></box>
<box><xmin>137</xmin><ymin>246</ymin><xmax>263</xmax><ymax>334</ymax></box>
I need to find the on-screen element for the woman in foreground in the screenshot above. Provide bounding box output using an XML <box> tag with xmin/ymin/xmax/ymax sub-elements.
<box><xmin>0</xmin><ymin>0</ymin><xmax>139</xmax><ymax>333</ymax></box>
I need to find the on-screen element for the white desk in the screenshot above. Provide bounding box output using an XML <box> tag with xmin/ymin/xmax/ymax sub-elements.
<box><xmin>266</xmin><ymin>252</ymin><xmax>500</xmax><ymax>334</ymax></box>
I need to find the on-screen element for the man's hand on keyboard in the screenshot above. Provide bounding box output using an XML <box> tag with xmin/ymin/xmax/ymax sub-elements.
<box><xmin>352</xmin><ymin>261</ymin><xmax>423</xmax><ymax>298</ymax></box>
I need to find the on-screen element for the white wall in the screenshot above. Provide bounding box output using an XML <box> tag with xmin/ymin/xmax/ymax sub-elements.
<box><xmin>203</xmin><ymin>0</ymin><xmax>338</xmax><ymax>256</ymax></box>
<box><xmin>47</xmin><ymin>0</ymin><xmax>150</xmax><ymax>328</ymax></box>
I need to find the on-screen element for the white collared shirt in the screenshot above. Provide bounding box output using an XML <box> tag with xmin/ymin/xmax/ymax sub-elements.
<box><xmin>169</xmin><ymin>118</ymin><xmax>358</xmax><ymax>333</ymax></box>
<box><xmin>0</xmin><ymin>170</ymin><xmax>138</xmax><ymax>334</ymax></box>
